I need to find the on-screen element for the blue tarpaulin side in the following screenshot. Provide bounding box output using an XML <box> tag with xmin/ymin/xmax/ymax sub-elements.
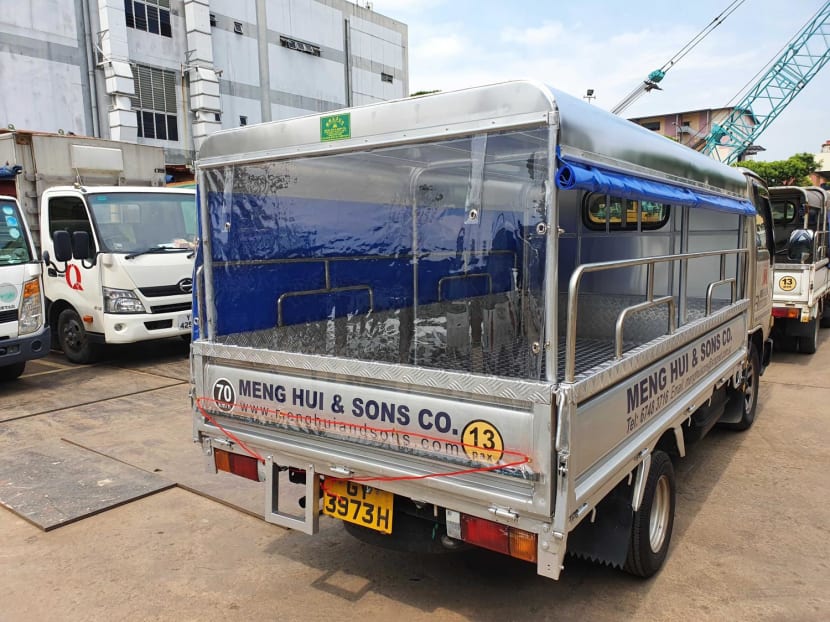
<box><xmin>555</xmin><ymin>159</ymin><xmax>756</xmax><ymax>216</ymax></box>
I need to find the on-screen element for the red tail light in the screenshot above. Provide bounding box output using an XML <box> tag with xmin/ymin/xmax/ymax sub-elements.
<box><xmin>772</xmin><ymin>307</ymin><xmax>800</xmax><ymax>319</ymax></box>
<box><xmin>213</xmin><ymin>448</ymin><xmax>260</xmax><ymax>481</ymax></box>
<box><xmin>460</xmin><ymin>514</ymin><xmax>538</xmax><ymax>562</ymax></box>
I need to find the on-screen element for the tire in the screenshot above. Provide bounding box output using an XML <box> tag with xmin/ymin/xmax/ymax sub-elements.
<box><xmin>0</xmin><ymin>362</ymin><xmax>25</xmax><ymax>381</ymax></box>
<box><xmin>722</xmin><ymin>344</ymin><xmax>760</xmax><ymax>431</ymax></box>
<box><xmin>775</xmin><ymin>334</ymin><xmax>797</xmax><ymax>353</ymax></box>
<box><xmin>624</xmin><ymin>450</ymin><xmax>676</xmax><ymax>578</ymax></box>
<box><xmin>57</xmin><ymin>308</ymin><xmax>99</xmax><ymax>364</ymax></box>
<box><xmin>798</xmin><ymin>318</ymin><xmax>819</xmax><ymax>355</ymax></box>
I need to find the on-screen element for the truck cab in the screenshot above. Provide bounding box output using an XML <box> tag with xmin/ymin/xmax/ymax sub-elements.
<box><xmin>0</xmin><ymin>130</ymin><xmax>197</xmax><ymax>363</ymax></box>
<box><xmin>769</xmin><ymin>186</ymin><xmax>830</xmax><ymax>353</ymax></box>
<box><xmin>0</xmin><ymin>195</ymin><xmax>49</xmax><ymax>379</ymax></box>
<box><xmin>41</xmin><ymin>185</ymin><xmax>196</xmax><ymax>363</ymax></box>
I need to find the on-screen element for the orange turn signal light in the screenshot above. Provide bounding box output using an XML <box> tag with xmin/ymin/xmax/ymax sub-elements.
<box><xmin>23</xmin><ymin>279</ymin><xmax>40</xmax><ymax>297</ymax></box>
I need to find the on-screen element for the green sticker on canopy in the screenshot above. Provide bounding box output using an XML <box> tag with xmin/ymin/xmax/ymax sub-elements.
<box><xmin>320</xmin><ymin>113</ymin><xmax>351</xmax><ymax>142</ymax></box>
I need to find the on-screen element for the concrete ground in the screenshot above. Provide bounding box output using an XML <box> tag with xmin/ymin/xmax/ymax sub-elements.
<box><xmin>1</xmin><ymin>335</ymin><xmax>828</xmax><ymax>622</ymax></box>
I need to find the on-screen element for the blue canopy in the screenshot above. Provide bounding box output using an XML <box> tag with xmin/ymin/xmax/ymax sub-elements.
<box><xmin>0</xmin><ymin>164</ymin><xmax>22</xmax><ymax>180</ymax></box>
<box><xmin>555</xmin><ymin>159</ymin><xmax>756</xmax><ymax>216</ymax></box>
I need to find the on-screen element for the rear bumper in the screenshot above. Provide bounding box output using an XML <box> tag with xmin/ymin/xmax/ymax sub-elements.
<box><xmin>0</xmin><ymin>325</ymin><xmax>51</xmax><ymax>366</ymax></box>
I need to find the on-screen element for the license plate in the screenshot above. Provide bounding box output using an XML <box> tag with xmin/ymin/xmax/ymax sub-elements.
<box><xmin>177</xmin><ymin>313</ymin><xmax>192</xmax><ymax>330</ymax></box>
<box><xmin>322</xmin><ymin>478</ymin><xmax>393</xmax><ymax>534</ymax></box>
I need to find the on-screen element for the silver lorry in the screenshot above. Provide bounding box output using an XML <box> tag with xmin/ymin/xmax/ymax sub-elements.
<box><xmin>190</xmin><ymin>81</ymin><xmax>775</xmax><ymax>579</ymax></box>
<box><xmin>769</xmin><ymin>185</ymin><xmax>830</xmax><ymax>353</ymax></box>
<box><xmin>0</xmin><ymin>130</ymin><xmax>196</xmax><ymax>363</ymax></box>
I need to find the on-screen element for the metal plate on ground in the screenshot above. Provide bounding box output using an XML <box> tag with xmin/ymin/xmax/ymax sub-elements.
<box><xmin>0</xmin><ymin>441</ymin><xmax>174</xmax><ymax>531</ymax></box>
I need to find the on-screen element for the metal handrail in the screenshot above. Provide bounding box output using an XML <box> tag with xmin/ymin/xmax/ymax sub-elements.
<box><xmin>565</xmin><ymin>248</ymin><xmax>748</xmax><ymax>383</ymax></box>
<box><xmin>614</xmin><ymin>262</ymin><xmax>676</xmax><ymax>359</ymax></box>
<box><xmin>615</xmin><ymin>296</ymin><xmax>676</xmax><ymax>359</ymax></box>
<box><xmin>195</xmin><ymin>265</ymin><xmax>206</xmax><ymax>339</ymax></box>
<box><xmin>705</xmin><ymin>279</ymin><xmax>737</xmax><ymax>315</ymax></box>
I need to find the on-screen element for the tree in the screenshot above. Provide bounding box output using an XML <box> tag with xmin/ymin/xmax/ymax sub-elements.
<box><xmin>735</xmin><ymin>153</ymin><xmax>819</xmax><ymax>186</ymax></box>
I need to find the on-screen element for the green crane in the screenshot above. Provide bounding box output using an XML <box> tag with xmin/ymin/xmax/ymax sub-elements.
<box><xmin>702</xmin><ymin>1</ymin><xmax>830</xmax><ymax>164</ymax></box>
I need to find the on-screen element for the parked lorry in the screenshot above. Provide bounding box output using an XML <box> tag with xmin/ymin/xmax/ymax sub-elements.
<box><xmin>0</xmin><ymin>130</ymin><xmax>196</xmax><ymax>363</ymax></box>
<box><xmin>190</xmin><ymin>81</ymin><xmax>774</xmax><ymax>579</ymax></box>
<box><xmin>768</xmin><ymin>185</ymin><xmax>830</xmax><ymax>353</ymax></box>
<box><xmin>0</xmin><ymin>181</ymin><xmax>49</xmax><ymax>380</ymax></box>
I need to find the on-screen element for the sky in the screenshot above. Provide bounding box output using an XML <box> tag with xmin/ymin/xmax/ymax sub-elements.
<box><xmin>369</xmin><ymin>0</ymin><xmax>829</xmax><ymax>161</ymax></box>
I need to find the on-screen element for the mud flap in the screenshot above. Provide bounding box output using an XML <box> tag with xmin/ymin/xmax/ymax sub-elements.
<box><xmin>566</xmin><ymin>477</ymin><xmax>634</xmax><ymax>568</ymax></box>
<box><xmin>761</xmin><ymin>338</ymin><xmax>773</xmax><ymax>373</ymax></box>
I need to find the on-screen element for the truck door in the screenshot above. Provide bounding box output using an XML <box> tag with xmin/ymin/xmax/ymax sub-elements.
<box><xmin>44</xmin><ymin>194</ymin><xmax>101</xmax><ymax>321</ymax></box>
<box><xmin>751</xmin><ymin>180</ymin><xmax>773</xmax><ymax>333</ymax></box>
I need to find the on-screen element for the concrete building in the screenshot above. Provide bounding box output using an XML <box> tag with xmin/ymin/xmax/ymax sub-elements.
<box><xmin>809</xmin><ymin>140</ymin><xmax>830</xmax><ymax>188</ymax></box>
<box><xmin>628</xmin><ymin>107</ymin><xmax>762</xmax><ymax>162</ymax></box>
<box><xmin>0</xmin><ymin>0</ymin><xmax>408</xmax><ymax>166</ymax></box>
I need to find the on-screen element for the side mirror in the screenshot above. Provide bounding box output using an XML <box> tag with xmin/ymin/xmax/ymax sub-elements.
<box><xmin>52</xmin><ymin>230</ymin><xmax>73</xmax><ymax>262</ymax></box>
<box><xmin>71</xmin><ymin>231</ymin><xmax>91</xmax><ymax>260</ymax></box>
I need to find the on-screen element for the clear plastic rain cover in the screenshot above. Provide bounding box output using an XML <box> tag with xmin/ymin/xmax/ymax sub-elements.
<box><xmin>202</xmin><ymin>128</ymin><xmax>549</xmax><ymax>380</ymax></box>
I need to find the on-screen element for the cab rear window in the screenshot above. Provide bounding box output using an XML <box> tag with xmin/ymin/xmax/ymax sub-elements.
<box><xmin>583</xmin><ymin>194</ymin><xmax>670</xmax><ymax>231</ymax></box>
<box><xmin>771</xmin><ymin>200</ymin><xmax>797</xmax><ymax>225</ymax></box>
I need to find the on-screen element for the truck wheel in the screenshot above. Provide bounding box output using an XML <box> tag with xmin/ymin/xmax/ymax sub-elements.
<box><xmin>722</xmin><ymin>344</ymin><xmax>760</xmax><ymax>431</ymax></box>
<box><xmin>775</xmin><ymin>335</ymin><xmax>797</xmax><ymax>353</ymax></box>
<box><xmin>624</xmin><ymin>450</ymin><xmax>675</xmax><ymax>579</ymax></box>
<box><xmin>0</xmin><ymin>362</ymin><xmax>25</xmax><ymax>381</ymax></box>
<box><xmin>57</xmin><ymin>308</ymin><xmax>98</xmax><ymax>364</ymax></box>
<box><xmin>798</xmin><ymin>318</ymin><xmax>819</xmax><ymax>355</ymax></box>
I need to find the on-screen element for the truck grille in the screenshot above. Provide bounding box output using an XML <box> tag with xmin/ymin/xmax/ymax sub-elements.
<box><xmin>139</xmin><ymin>281</ymin><xmax>192</xmax><ymax>297</ymax></box>
<box><xmin>150</xmin><ymin>303</ymin><xmax>192</xmax><ymax>314</ymax></box>
<box><xmin>0</xmin><ymin>309</ymin><xmax>18</xmax><ymax>323</ymax></box>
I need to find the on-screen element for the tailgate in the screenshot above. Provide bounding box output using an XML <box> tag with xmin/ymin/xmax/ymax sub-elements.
<box><xmin>193</xmin><ymin>344</ymin><xmax>553</xmax><ymax>519</ymax></box>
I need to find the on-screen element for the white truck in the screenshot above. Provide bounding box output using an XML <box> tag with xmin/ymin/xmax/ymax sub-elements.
<box><xmin>0</xmin><ymin>131</ymin><xmax>196</xmax><ymax>363</ymax></box>
<box><xmin>190</xmin><ymin>81</ymin><xmax>775</xmax><ymax>579</ymax></box>
<box><xmin>0</xmin><ymin>182</ymin><xmax>49</xmax><ymax>380</ymax></box>
<box><xmin>769</xmin><ymin>185</ymin><xmax>830</xmax><ymax>353</ymax></box>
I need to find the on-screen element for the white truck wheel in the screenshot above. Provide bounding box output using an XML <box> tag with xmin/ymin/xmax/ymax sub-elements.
<box><xmin>798</xmin><ymin>318</ymin><xmax>819</xmax><ymax>354</ymax></box>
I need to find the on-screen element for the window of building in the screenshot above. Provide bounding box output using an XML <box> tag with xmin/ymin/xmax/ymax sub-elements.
<box><xmin>234</xmin><ymin>21</ymin><xmax>243</xmax><ymax>35</ymax></box>
<box><xmin>583</xmin><ymin>193</ymin><xmax>670</xmax><ymax>231</ymax></box>
<box><xmin>239</xmin><ymin>116</ymin><xmax>248</xmax><ymax>126</ymax></box>
<box><xmin>130</xmin><ymin>65</ymin><xmax>179</xmax><ymax>142</ymax></box>
<box><xmin>279</xmin><ymin>35</ymin><xmax>321</xmax><ymax>56</ymax></box>
<box><xmin>381</xmin><ymin>72</ymin><xmax>393</xmax><ymax>83</ymax></box>
<box><xmin>124</xmin><ymin>0</ymin><xmax>172</xmax><ymax>38</ymax></box>
<box><xmin>214</xmin><ymin>112</ymin><xmax>221</xmax><ymax>122</ymax></box>
<box><xmin>209</xmin><ymin>13</ymin><xmax>216</xmax><ymax>27</ymax></box>
<box><xmin>640</xmin><ymin>121</ymin><xmax>661</xmax><ymax>131</ymax></box>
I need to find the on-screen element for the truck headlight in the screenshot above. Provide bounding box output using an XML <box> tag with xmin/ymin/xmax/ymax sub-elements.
<box><xmin>18</xmin><ymin>278</ymin><xmax>44</xmax><ymax>335</ymax></box>
<box><xmin>103</xmin><ymin>287</ymin><xmax>146</xmax><ymax>314</ymax></box>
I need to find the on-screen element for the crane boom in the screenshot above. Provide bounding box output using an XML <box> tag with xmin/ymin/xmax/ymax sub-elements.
<box><xmin>702</xmin><ymin>1</ymin><xmax>830</xmax><ymax>164</ymax></box>
<box><xmin>611</xmin><ymin>0</ymin><xmax>745</xmax><ymax>115</ymax></box>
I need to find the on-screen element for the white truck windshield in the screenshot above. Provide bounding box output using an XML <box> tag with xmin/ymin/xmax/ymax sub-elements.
<box><xmin>0</xmin><ymin>199</ymin><xmax>32</xmax><ymax>265</ymax></box>
<box><xmin>88</xmin><ymin>192</ymin><xmax>197</xmax><ymax>253</ymax></box>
